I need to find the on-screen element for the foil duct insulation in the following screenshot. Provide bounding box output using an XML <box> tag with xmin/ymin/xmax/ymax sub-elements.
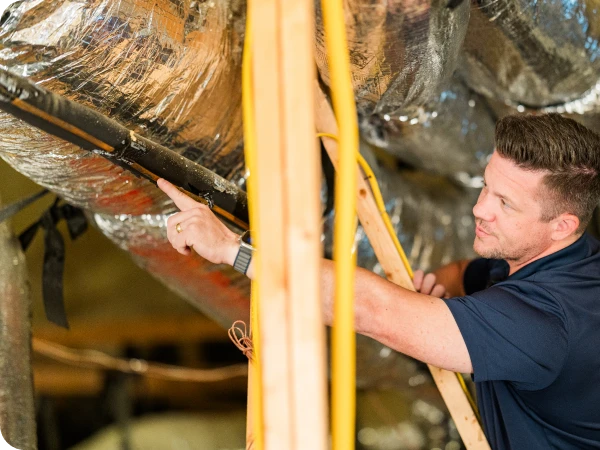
<box><xmin>0</xmin><ymin>197</ymin><xmax>36</xmax><ymax>450</ymax></box>
<box><xmin>92</xmin><ymin>211</ymin><xmax>252</xmax><ymax>326</ymax></box>
<box><xmin>0</xmin><ymin>0</ymin><xmax>246</xmax><ymax>215</ymax></box>
<box><xmin>0</xmin><ymin>0</ymin><xmax>253</xmax><ymax>331</ymax></box>
<box><xmin>314</xmin><ymin>0</ymin><xmax>470</xmax><ymax>118</ymax></box>
<box><xmin>0</xmin><ymin>0</ymin><xmax>479</xmax><ymax>407</ymax></box>
<box><xmin>460</xmin><ymin>0</ymin><xmax>600</xmax><ymax>109</ymax></box>
<box><xmin>483</xmin><ymin>94</ymin><xmax>600</xmax><ymax>134</ymax></box>
<box><xmin>361</xmin><ymin>76</ymin><xmax>496</xmax><ymax>187</ymax></box>
<box><xmin>483</xmin><ymin>86</ymin><xmax>600</xmax><ymax>141</ymax></box>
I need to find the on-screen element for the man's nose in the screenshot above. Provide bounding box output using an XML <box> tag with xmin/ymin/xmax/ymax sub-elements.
<box><xmin>473</xmin><ymin>196</ymin><xmax>494</xmax><ymax>222</ymax></box>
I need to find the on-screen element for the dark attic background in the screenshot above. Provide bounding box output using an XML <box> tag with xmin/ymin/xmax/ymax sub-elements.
<box><xmin>0</xmin><ymin>163</ymin><xmax>250</xmax><ymax>450</ymax></box>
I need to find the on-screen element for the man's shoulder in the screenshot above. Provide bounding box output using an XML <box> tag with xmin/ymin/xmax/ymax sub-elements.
<box><xmin>530</xmin><ymin>233</ymin><xmax>600</xmax><ymax>281</ymax></box>
<box><xmin>514</xmin><ymin>232</ymin><xmax>600</xmax><ymax>282</ymax></box>
<box><xmin>476</xmin><ymin>279</ymin><xmax>565</xmax><ymax>311</ymax></box>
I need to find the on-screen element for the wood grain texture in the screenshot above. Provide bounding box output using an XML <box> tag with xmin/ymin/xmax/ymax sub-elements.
<box><xmin>279</xmin><ymin>0</ymin><xmax>328</xmax><ymax>447</ymax></box>
<box><xmin>250</xmin><ymin>1</ymin><xmax>327</xmax><ymax>447</ymax></box>
<box><xmin>251</xmin><ymin>0</ymin><xmax>293</xmax><ymax>445</ymax></box>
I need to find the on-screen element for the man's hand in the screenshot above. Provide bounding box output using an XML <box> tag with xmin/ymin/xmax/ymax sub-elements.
<box><xmin>157</xmin><ymin>179</ymin><xmax>240</xmax><ymax>265</ymax></box>
<box><xmin>412</xmin><ymin>270</ymin><xmax>449</xmax><ymax>298</ymax></box>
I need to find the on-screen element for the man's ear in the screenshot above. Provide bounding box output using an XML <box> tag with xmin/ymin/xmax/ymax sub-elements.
<box><xmin>551</xmin><ymin>213</ymin><xmax>580</xmax><ymax>240</ymax></box>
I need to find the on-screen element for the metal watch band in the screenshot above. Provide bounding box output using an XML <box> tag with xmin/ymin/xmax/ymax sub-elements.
<box><xmin>233</xmin><ymin>241</ymin><xmax>253</xmax><ymax>275</ymax></box>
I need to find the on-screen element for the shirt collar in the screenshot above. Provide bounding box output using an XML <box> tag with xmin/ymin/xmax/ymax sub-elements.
<box><xmin>506</xmin><ymin>232</ymin><xmax>590</xmax><ymax>281</ymax></box>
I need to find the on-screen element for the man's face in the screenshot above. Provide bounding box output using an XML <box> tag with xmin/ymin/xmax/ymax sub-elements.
<box><xmin>472</xmin><ymin>152</ymin><xmax>554</xmax><ymax>262</ymax></box>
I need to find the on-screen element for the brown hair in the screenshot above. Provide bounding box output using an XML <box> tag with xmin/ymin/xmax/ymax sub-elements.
<box><xmin>495</xmin><ymin>113</ymin><xmax>600</xmax><ymax>233</ymax></box>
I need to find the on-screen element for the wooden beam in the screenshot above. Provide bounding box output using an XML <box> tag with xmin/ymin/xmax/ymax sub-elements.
<box><xmin>250</xmin><ymin>0</ymin><xmax>327</xmax><ymax>445</ymax></box>
<box><xmin>33</xmin><ymin>365</ymin><xmax>104</xmax><ymax>396</ymax></box>
<box><xmin>251</xmin><ymin>0</ymin><xmax>295</xmax><ymax>445</ymax></box>
<box><xmin>32</xmin><ymin>363</ymin><xmax>248</xmax><ymax>402</ymax></box>
<box><xmin>314</xmin><ymin>83</ymin><xmax>491</xmax><ymax>450</ymax></box>
<box><xmin>33</xmin><ymin>316</ymin><xmax>224</xmax><ymax>347</ymax></box>
<box><xmin>279</xmin><ymin>0</ymin><xmax>328</xmax><ymax>446</ymax></box>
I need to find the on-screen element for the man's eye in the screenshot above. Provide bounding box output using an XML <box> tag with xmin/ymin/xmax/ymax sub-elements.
<box><xmin>501</xmin><ymin>199</ymin><xmax>510</xmax><ymax>209</ymax></box>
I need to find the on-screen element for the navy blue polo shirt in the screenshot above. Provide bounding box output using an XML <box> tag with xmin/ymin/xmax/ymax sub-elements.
<box><xmin>445</xmin><ymin>232</ymin><xmax>600</xmax><ymax>449</ymax></box>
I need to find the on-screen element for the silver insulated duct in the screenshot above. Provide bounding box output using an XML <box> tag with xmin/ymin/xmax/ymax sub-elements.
<box><xmin>0</xmin><ymin>0</ymin><xmax>252</xmax><ymax>326</ymax></box>
<box><xmin>315</xmin><ymin>0</ymin><xmax>470</xmax><ymax>118</ymax></box>
<box><xmin>0</xmin><ymin>0</ymin><xmax>479</xmax><ymax>340</ymax></box>
<box><xmin>460</xmin><ymin>0</ymin><xmax>600</xmax><ymax>109</ymax></box>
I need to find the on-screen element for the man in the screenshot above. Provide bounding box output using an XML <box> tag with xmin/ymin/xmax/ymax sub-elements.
<box><xmin>158</xmin><ymin>113</ymin><xmax>600</xmax><ymax>449</ymax></box>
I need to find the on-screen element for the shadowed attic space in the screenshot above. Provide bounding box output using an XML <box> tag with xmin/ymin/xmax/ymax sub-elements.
<box><xmin>0</xmin><ymin>162</ymin><xmax>252</xmax><ymax>448</ymax></box>
<box><xmin>0</xmin><ymin>164</ymin><xmax>205</xmax><ymax>326</ymax></box>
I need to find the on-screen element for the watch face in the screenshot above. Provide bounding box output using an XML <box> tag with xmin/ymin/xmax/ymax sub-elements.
<box><xmin>241</xmin><ymin>230</ymin><xmax>252</xmax><ymax>245</ymax></box>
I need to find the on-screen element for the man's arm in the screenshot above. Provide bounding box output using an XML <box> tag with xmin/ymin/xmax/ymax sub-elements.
<box><xmin>157</xmin><ymin>179</ymin><xmax>473</xmax><ymax>374</ymax></box>
<box><xmin>320</xmin><ymin>260</ymin><xmax>472</xmax><ymax>373</ymax></box>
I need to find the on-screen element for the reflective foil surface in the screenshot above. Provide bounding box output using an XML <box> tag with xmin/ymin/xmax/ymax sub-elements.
<box><xmin>461</xmin><ymin>0</ymin><xmax>600</xmax><ymax>108</ymax></box>
<box><xmin>315</xmin><ymin>0</ymin><xmax>470</xmax><ymax>117</ymax></box>
<box><xmin>0</xmin><ymin>0</ymin><xmax>245</xmax><ymax>214</ymax></box>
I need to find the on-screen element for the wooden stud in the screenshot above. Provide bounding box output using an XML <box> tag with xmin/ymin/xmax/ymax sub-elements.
<box><xmin>251</xmin><ymin>0</ymin><xmax>294</xmax><ymax>444</ymax></box>
<box><xmin>250</xmin><ymin>0</ymin><xmax>327</xmax><ymax>447</ymax></box>
<box><xmin>279</xmin><ymin>0</ymin><xmax>328</xmax><ymax>447</ymax></box>
<box><xmin>314</xmin><ymin>83</ymin><xmax>491</xmax><ymax>450</ymax></box>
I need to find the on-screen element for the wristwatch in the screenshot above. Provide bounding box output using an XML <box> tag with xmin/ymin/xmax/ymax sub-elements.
<box><xmin>233</xmin><ymin>230</ymin><xmax>254</xmax><ymax>275</ymax></box>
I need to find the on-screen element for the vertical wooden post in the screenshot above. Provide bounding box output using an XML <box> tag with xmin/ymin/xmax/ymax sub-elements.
<box><xmin>314</xmin><ymin>84</ymin><xmax>491</xmax><ymax>450</ymax></box>
<box><xmin>280</xmin><ymin>0</ymin><xmax>329</xmax><ymax>448</ymax></box>
<box><xmin>0</xmin><ymin>195</ymin><xmax>37</xmax><ymax>450</ymax></box>
<box><xmin>250</xmin><ymin>0</ymin><xmax>328</xmax><ymax>447</ymax></box>
<box><xmin>251</xmin><ymin>0</ymin><xmax>293</xmax><ymax>441</ymax></box>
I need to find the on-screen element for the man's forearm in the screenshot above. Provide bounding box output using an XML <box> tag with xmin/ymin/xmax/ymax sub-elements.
<box><xmin>242</xmin><ymin>258</ymin><xmax>379</xmax><ymax>334</ymax></box>
<box><xmin>320</xmin><ymin>259</ymin><xmax>384</xmax><ymax>332</ymax></box>
<box><xmin>319</xmin><ymin>259</ymin><xmax>472</xmax><ymax>373</ymax></box>
<box><xmin>236</xmin><ymin>253</ymin><xmax>470</xmax><ymax>372</ymax></box>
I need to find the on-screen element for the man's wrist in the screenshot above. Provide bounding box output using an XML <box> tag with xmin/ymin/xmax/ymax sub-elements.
<box><xmin>224</xmin><ymin>233</ymin><xmax>241</xmax><ymax>266</ymax></box>
<box><xmin>232</xmin><ymin>231</ymin><xmax>253</xmax><ymax>275</ymax></box>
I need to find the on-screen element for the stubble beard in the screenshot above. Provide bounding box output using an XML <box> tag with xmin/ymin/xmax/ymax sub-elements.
<box><xmin>474</xmin><ymin>238</ymin><xmax>505</xmax><ymax>260</ymax></box>
<box><xmin>473</xmin><ymin>236</ymin><xmax>530</xmax><ymax>262</ymax></box>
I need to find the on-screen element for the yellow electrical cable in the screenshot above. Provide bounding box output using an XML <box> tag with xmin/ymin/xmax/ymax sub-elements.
<box><xmin>456</xmin><ymin>372</ymin><xmax>482</xmax><ymax>423</ymax></box>
<box><xmin>242</xmin><ymin>0</ymin><xmax>264</xmax><ymax>447</ymax></box>
<box><xmin>317</xmin><ymin>133</ymin><xmax>413</xmax><ymax>278</ymax></box>
<box><xmin>317</xmin><ymin>132</ymin><xmax>482</xmax><ymax>424</ymax></box>
<box><xmin>319</xmin><ymin>1</ymin><xmax>359</xmax><ymax>447</ymax></box>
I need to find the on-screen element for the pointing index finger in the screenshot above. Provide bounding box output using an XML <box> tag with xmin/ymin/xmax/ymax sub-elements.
<box><xmin>157</xmin><ymin>178</ymin><xmax>203</xmax><ymax>211</ymax></box>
